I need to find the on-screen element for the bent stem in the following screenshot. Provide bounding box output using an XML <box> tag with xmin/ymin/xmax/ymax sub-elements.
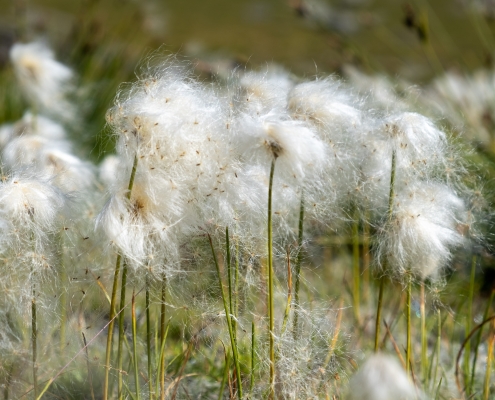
<box><xmin>293</xmin><ymin>194</ymin><xmax>304</xmax><ymax>340</ymax></box>
<box><xmin>375</xmin><ymin>149</ymin><xmax>396</xmax><ymax>352</ymax></box>
<box><xmin>103</xmin><ymin>154</ymin><xmax>138</xmax><ymax>400</ymax></box>
<box><xmin>208</xmin><ymin>234</ymin><xmax>243</xmax><ymax>400</ymax></box>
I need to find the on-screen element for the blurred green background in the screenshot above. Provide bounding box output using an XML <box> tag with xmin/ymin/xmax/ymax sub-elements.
<box><xmin>1</xmin><ymin>0</ymin><xmax>495</xmax><ymax>157</ymax></box>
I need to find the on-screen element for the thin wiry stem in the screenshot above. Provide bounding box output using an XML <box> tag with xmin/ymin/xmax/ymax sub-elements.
<box><xmin>420</xmin><ymin>282</ymin><xmax>427</xmax><ymax>385</ymax></box>
<box><xmin>406</xmin><ymin>276</ymin><xmax>412</xmax><ymax>376</ymax></box>
<box><xmin>375</xmin><ymin>149</ymin><xmax>396</xmax><ymax>352</ymax></box>
<box><xmin>82</xmin><ymin>332</ymin><xmax>96</xmax><ymax>400</ymax></box>
<box><xmin>160</xmin><ymin>273</ymin><xmax>167</xmax><ymax>400</ymax></box>
<box><xmin>59</xmin><ymin>230</ymin><xmax>67</xmax><ymax>352</ymax></box>
<box><xmin>464</xmin><ymin>254</ymin><xmax>476</xmax><ymax>394</ymax></box>
<box><xmin>146</xmin><ymin>274</ymin><xmax>153</xmax><ymax>400</ymax></box>
<box><xmin>226</xmin><ymin>227</ymin><xmax>235</xmax><ymax>338</ymax></box>
<box><xmin>208</xmin><ymin>234</ymin><xmax>243</xmax><ymax>400</ymax></box>
<box><xmin>483</xmin><ymin>322</ymin><xmax>494</xmax><ymax>400</ymax></box>
<box><xmin>471</xmin><ymin>289</ymin><xmax>494</xmax><ymax>394</ymax></box>
<box><xmin>219</xmin><ymin>351</ymin><xmax>231</xmax><ymax>400</ymax></box>
<box><xmin>352</xmin><ymin>209</ymin><xmax>360</xmax><ymax>323</ymax></box>
<box><xmin>293</xmin><ymin>194</ymin><xmax>304</xmax><ymax>340</ymax></box>
<box><xmin>132</xmin><ymin>290</ymin><xmax>141</xmax><ymax>400</ymax></box>
<box><xmin>281</xmin><ymin>250</ymin><xmax>292</xmax><ymax>335</ymax></box>
<box><xmin>267</xmin><ymin>159</ymin><xmax>276</xmax><ymax>399</ymax></box>
<box><xmin>103</xmin><ymin>154</ymin><xmax>138</xmax><ymax>400</ymax></box>
<box><xmin>117</xmin><ymin>260</ymin><xmax>129</xmax><ymax>399</ymax></box>
<box><xmin>32</xmin><ymin>281</ymin><xmax>38</xmax><ymax>399</ymax></box>
<box><xmin>250</xmin><ymin>321</ymin><xmax>256</xmax><ymax>397</ymax></box>
<box><xmin>103</xmin><ymin>253</ymin><xmax>122</xmax><ymax>400</ymax></box>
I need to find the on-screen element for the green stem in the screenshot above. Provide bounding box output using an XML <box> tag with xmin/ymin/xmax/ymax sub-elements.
<box><xmin>226</xmin><ymin>227</ymin><xmax>235</xmax><ymax>338</ymax></box>
<box><xmin>374</xmin><ymin>149</ymin><xmax>396</xmax><ymax>353</ymax></box>
<box><xmin>293</xmin><ymin>194</ymin><xmax>304</xmax><ymax>341</ymax></box>
<box><xmin>250</xmin><ymin>321</ymin><xmax>256</xmax><ymax>397</ymax></box>
<box><xmin>483</xmin><ymin>323</ymin><xmax>494</xmax><ymax>400</ymax></box>
<box><xmin>160</xmin><ymin>274</ymin><xmax>167</xmax><ymax>400</ymax></box>
<box><xmin>208</xmin><ymin>234</ymin><xmax>243</xmax><ymax>400</ymax></box>
<box><xmin>420</xmin><ymin>282</ymin><xmax>427</xmax><ymax>385</ymax></box>
<box><xmin>352</xmin><ymin>210</ymin><xmax>360</xmax><ymax>323</ymax></box>
<box><xmin>433</xmin><ymin>309</ymin><xmax>441</xmax><ymax>388</ymax></box>
<box><xmin>131</xmin><ymin>290</ymin><xmax>141</xmax><ymax>400</ymax></box>
<box><xmin>471</xmin><ymin>288</ymin><xmax>494</xmax><ymax>394</ymax></box>
<box><xmin>235</xmin><ymin>238</ymin><xmax>239</xmax><ymax>330</ymax></box>
<box><xmin>406</xmin><ymin>276</ymin><xmax>412</xmax><ymax>376</ymax></box>
<box><xmin>59</xmin><ymin>230</ymin><xmax>67</xmax><ymax>352</ymax></box>
<box><xmin>219</xmin><ymin>352</ymin><xmax>231</xmax><ymax>400</ymax></box>
<box><xmin>281</xmin><ymin>253</ymin><xmax>292</xmax><ymax>336</ymax></box>
<box><xmin>103</xmin><ymin>253</ymin><xmax>122</xmax><ymax>400</ymax></box>
<box><xmin>374</xmin><ymin>276</ymin><xmax>385</xmax><ymax>352</ymax></box>
<box><xmin>103</xmin><ymin>153</ymin><xmax>138</xmax><ymax>400</ymax></box>
<box><xmin>465</xmin><ymin>254</ymin><xmax>476</xmax><ymax>394</ymax></box>
<box><xmin>146</xmin><ymin>275</ymin><xmax>153</xmax><ymax>400</ymax></box>
<box><xmin>32</xmin><ymin>282</ymin><xmax>38</xmax><ymax>400</ymax></box>
<box><xmin>117</xmin><ymin>260</ymin><xmax>129</xmax><ymax>399</ymax></box>
<box><xmin>267</xmin><ymin>160</ymin><xmax>276</xmax><ymax>399</ymax></box>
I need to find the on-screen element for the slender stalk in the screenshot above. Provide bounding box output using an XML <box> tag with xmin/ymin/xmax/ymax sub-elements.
<box><xmin>281</xmin><ymin>250</ymin><xmax>292</xmax><ymax>335</ymax></box>
<box><xmin>471</xmin><ymin>289</ymin><xmax>495</xmax><ymax>394</ymax></box>
<box><xmin>146</xmin><ymin>275</ymin><xmax>153</xmax><ymax>400</ymax></box>
<box><xmin>159</xmin><ymin>273</ymin><xmax>167</xmax><ymax>400</ymax></box>
<box><xmin>226</xmin><ymin>227</ymin><xmax>235</xmax><ymax>337</ymax></box>
<box><xmin>483</xmin><ymin>320</ymin><xmax>495</xmax><ymax>400</ymax></box>
<box><xmin>103</xmin><ymin>253</ymin><xmax>122</xmax><ymax>400</ymax></box>
<box><xmin>465</xmin><ymin>254</ymin><xmax>476</xmax><ymax>394</ymax></box>
<box><xmin>420</xmin><ymin>282</ymin><xmax>427</xmax><ymax>385</ymax></box>
<box><xmin>131</xmin><ymin>290</ymin><xmax>141</xmax><ymax>400</ymax></box>
<box><xmin>250</xmin><ymin>321</ymin><xmax>256</xmax><ymax>397</ymax></box>
<box><xmin>374</xmin><ymin>276</ymin><xmax>385</xmax><ymax>352</ymax></box>
<box><xmin>267</xmin><ymin>160</ymin><xmax>276</xmax><ymax>399</ymax></box>
<box><xmin>234</xmin><ymin>238</ymin><xmax>239</xmax><ymax>331</ymax></box>
<box><xmin>103</xmin><ymin>154</ymin><xmax>138</xmax><ymax>400</ymax></box>
<box><xmin>82</xmin><ymin>332</ymin><xmax>96</xmax><ymax>400</ymax></box>
<box><xmin>362</xmin><ymin>215</ymin><xmax>370</xmax><ymax>304</ymax></box>
<box><xmin>293</xmin><ymin>194</ymin><xmax>304</xmax><ymax>341</ymax></box>
<box><xmin>117</xmin><ymin>260</ymin><xmax>129</xmax><ymax>399</ymax></box>
<box><xmin>219</xmin><ymin>351</ymin><xmax>231</xmax><ymax>400</ymax></box>
<box><xmin>375</xmin><ymin>149</ymin><xmax>396</xmax><ymax>352</ymax></box>
<box><xmin>433</xmin><ymin>309</ymin><xmax>441</xmax><ymax>388</ymax></box>
<box><xmin>32</xmin><ymin>282</ymin><xmax>38</xmax><ymax>400</ymax></box>
<box><xmin>406</xmin><ymin>276</ymin><xmax>412</xmax><ymax>376</ymax></box>
<box><xmin>208</xmin><ymin>234</ymin><xmax>243</xmax><ymax>400</ymax></box>
<box><xmin>59</xmin><ymin>230</ymin><xmax>67</xmax><ymax>352</ymax></box>
<box><xmin>352</xmin><ymin>210</ymin><xmax>360</xmax><ymax>323</ymax></box>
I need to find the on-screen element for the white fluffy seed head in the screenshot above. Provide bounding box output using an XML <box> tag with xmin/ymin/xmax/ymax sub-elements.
<box><xmin>377</xmin><ymin>182</ymin><xmax>466</xmax><ymax>281</ymax></box>
<box><xmin>0</xmin><ymin>170</ymin><xmax>68</xmax><ymax>251</ymax></box>
<box><xmin>346</xmin><ymin>353</ymin><xmax>419</xmax><ymax>400</ymax></box>
<box><xmin>9</xmin><ymin>41</ymin><xmax>75</xmax><ymax>119</ymax></box>
<box><xmin>378</xmin><ymin>112</ymin><xmax>447</xmax><ymax>177</ymax></box>
<box><xmin>232</xmin><ymin>67</ymin><xmax>294</xmax><ymax>115</ymax></box>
